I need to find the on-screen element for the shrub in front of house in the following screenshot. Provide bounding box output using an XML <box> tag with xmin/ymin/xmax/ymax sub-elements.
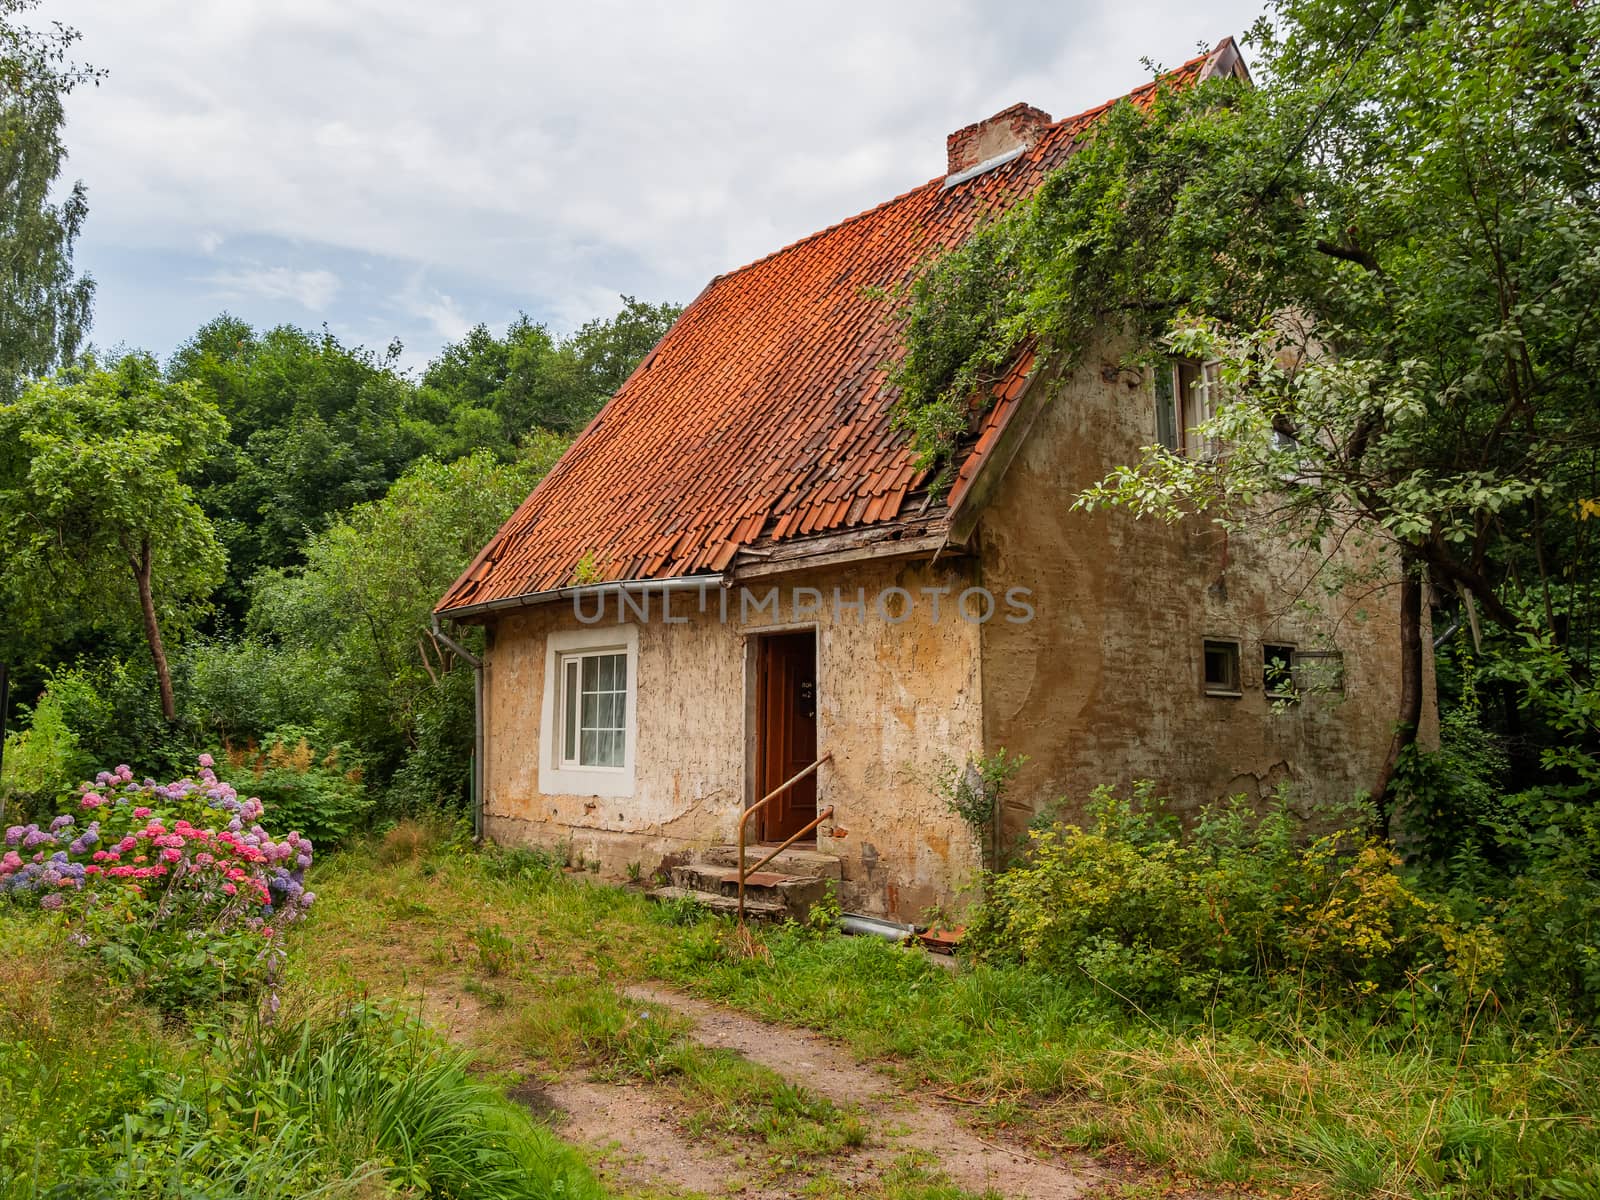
<box><xmin>0</xmin><ymin>757</ymin><xmax>314</xmax><ymax>1010</ymax></box>
<box><xmin>966</xmin><ymin>783</ymin><xmax>1495</xmax><ymax>1014</ymax></box>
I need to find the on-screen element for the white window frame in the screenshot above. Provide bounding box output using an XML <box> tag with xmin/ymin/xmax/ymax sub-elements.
<box><xmin>539</xmin><ymin>625</ymin><xmax>639</xmax><ymax>798</ymax></box>
<box><xmin>1172</xmin><ymin>358</ymin><xmax>1222</xmax><ymax>460</ymax></box>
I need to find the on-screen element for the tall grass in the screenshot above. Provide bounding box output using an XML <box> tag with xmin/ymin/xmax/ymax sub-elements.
<box><xmin>650</xmin><ymin>911</ymin><xmax>1600</xmax><ymax>1197</ymax></box>
<box><xmin>0</xmin><ymin>907</ymin><xmax>607</xmax><ymax>1199</ymax></box>
<box><xmin>225</xmin><ymin>1000</ymin><xmax>606</xmax><ymax>1199</ymax></box>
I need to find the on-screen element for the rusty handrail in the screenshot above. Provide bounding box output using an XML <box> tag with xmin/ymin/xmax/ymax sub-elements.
<box><xmin>737</xmin><ymin>752</ymin><xmax>832</xmax><ymax>922</ymax></box>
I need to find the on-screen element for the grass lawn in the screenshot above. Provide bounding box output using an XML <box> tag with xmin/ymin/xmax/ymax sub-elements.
<box><xmin>294</xmin><ymin>829</ymin><xmax>1600</xmax><ymax>1199</ymax></box>
<box><xmin>6</xmin><ymin>824</ymin><xmax>1597</xmax><ymax>1198</ymax></box>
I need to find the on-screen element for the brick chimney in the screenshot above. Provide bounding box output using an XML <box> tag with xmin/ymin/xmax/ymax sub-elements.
<box><xmin>946</xmin><ymin>102</ymin><xmax>1053</xmax><ymax>177</ymax></box>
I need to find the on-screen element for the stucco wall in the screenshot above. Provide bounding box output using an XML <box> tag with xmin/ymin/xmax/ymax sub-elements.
<box><xmin>976</xmin><ymin>346</ymin><xmax>1435</xmax><ymax>843</ymax></box>
<box><xmin>480</xmin><ymin>558</ymin><xmax>987</xmax><ymax>920</ymax></box>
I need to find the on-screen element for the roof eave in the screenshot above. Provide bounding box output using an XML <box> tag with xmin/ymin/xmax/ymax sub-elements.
<box><xmin>435</xmin><ymin>573</ymin><xmax>727</xmax><ymax>624</ymax></box>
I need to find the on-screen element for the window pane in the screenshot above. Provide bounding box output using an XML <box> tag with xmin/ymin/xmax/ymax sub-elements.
<box><xmin>582</xmin><ymin>655</ymin><xmax>598</xmax><ymax>691</ymax></box>
<box><xmin>1155</xmin><ymin>363</ymin><xmax>1178</xmax><ymax>450</ymax></box>
<box><xmin>581</xmin><ymin>691</ymin><xmax>598</xmax><ymax>730</ymax></box>
<box><xmin>563</xmin><ymin>660</ymin><xmax>577</xmax><ymax>761</ymax></box>
<box><xmin>599</xmin><ymin>731</ymin><xmax>622</xmax><ymax>767</ymax></box>
<box><xmin>580</xmin><ymin>728</ymin><xmax>598</xmax><ymax>765</ymax></box>
<box><xmin>597</xmin><ymin>692</ymin><xmax>614</xmax><ymax>731</ymax></box>
<box><xmin>611</xmin><ymin>654</ymin><xmax>627</xmax><ymax>696</ymax></box>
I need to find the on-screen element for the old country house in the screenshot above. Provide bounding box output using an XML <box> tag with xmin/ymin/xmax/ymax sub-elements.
<box><xmin>435</xmin><ymin>39</ymin><xmax>1428</xmax><ymax>922</ymax></box>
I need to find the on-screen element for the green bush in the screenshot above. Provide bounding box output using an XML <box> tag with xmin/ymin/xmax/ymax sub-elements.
<box><xmin>187</xmin><ymin>637</ymin><xmax>332</xmax><ymax>748</ymax></box>
<box><xmin>0</xmin><ymin>692</ymin><xmax>84</xmax><ymax>821</ymax></box>
<box><xmin>220</xmin><ymin>731</ymin><xmax>372</xmax><ymax>849</ymax></box>
<box><xmin>1397</xmin><ymin>701</ymin><xmax>1600</xmax><ymax>1023</ymax></box>
<box><xmin>43</xmin><ymin>658</ymin><xmax>198</xmax><ymax>783</ymax></box>
<box><xmin>968</xmin><ymin>783</ymin><xmax>1465</xmax><ymax>1012</ymax></box>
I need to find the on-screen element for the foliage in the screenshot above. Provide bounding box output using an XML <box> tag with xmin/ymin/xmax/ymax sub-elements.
<box><xmin>0</xmin><ymin>758</ymin><xmax>313</xmax><ymax>1010</ymax></box>
<box><xmin>417</xmin><ymin>295</ymin><xmax>682</xmax><ymax>451</ymax></box>
<box><xmin>1398</xmin><ymin>711</ymin><xmax>1600</xmax><ymax>1021</ymax></box>
<box><xmin>296</xmin><ymin>839</ymin><xmax>1600</xmax><ymax>1198</ymax></box>
<box><xmin>0</xmin><ymin>684</ymin><xmax>83</xmax><ymax>819</ymax></box>
<box><xmin>221</xmin><ymin>733</ymin><xmax>371</xmax><ymax>850</ymax></box>
<box><xmin>0</xmin><ymin>353</ymin><xmax>228</xmax><ymax>720</ymax></box>
<box><xmin>250</xmin><ymin>448</ymin><xmax>562</xmax><ymax>807</ymax></box>
<box><xmin>190</xmin><ymin>1002</ymin><xmax>607</xmax><ymax>1200</ymax></box>
<box><xmin>186</xmin><ymin>635</ymin><xmax>333</xmax><ymax>749</ymax></box>
<box><xmin>0</xmin><ymin>925</ymin><xmax>605</xmax><ymax>1199</ymax></box>
<box><xmin>0</xmin><ymin>0</ymin><xmax>99</xmax><ymax>400</ymax></box>
<box><xmin>14</xmin><ymin>657</ymin><xmax>197</xmax><ymax>792</ymax></box>
<box><xmin>894</xmin><ymin>0</ymin><xmax>1600</xmax><ymax>819</ymax></box>
<box><xmin>965</xmin><ymin>783</ymin><xmax>1470</xmax><ymax>1012</ymax></box>
<box><xmin>932</xmin><ymin>748</ymin><xmax>1026</xmax><ymax>871</ymax></box>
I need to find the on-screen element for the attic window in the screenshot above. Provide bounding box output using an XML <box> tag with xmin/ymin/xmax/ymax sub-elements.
<box><xmin>1203</xmin><ymin>639</ymin><xmax>1241</xmax><ymax>698</ymax></box>
<box><xmin>1156</xmin><ymin>358</ymin><xmax>1221</xmax><ymax>458</ymax></box>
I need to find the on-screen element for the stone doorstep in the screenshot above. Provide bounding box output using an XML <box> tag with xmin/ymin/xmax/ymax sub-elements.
<box><xmin>646</xmin><ymin>885</ymin><xmax>786</xmax><ymax>919</ymax></box>
<box><xmin>667</xmin><ymin>863</ymin><xmax>829</xmax><ymax>906</ymax></box>
<box><xmin>697</xmin><ymin>844</ymin><xmax>843</xmax><ymax>880</ymax></box>
<box><xmin>655</xmin><ymin>860</ymin><xmax>832</xmax><ymax>923</ymax></box>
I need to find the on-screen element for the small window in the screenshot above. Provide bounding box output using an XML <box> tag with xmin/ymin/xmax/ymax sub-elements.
<box><xmin>1203</xmin><ymin>639</ymin><xmax>1241</xmax><ymax>697</ymax></box>
<box><xmin>1263</xmin><ymin>643</ymin><xmax>1297</xmax><ymax>702</ymax></box>
<box><xmin>1161</xmin><ymin>359</ymin><xmax>1221</xmax><ymax>457</ymax></box>
<box><xmin>558</xmin><ymin>650</ymin><xmax>628</xmax><ymax>768</ymax></box>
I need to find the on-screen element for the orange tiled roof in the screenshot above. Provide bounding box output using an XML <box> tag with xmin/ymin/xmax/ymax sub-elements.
<box><xmin>438</xmin><ymin>47</ymin><xmax>1225</xmax><ymax>615</ymax></box>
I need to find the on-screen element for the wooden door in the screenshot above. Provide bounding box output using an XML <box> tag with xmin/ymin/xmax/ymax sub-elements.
<box><xmin>756</xmin><ymin>632</ymin><xmax>817</xmax><ymax>842</ymax></box>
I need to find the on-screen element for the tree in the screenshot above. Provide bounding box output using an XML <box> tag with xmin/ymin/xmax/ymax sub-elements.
<box><xmin>417</xmin><ymin>296</ymin><xmax>683</xmax><ymax>449</ymax></box>
<box><xmin>895</xmin><ymin>0</ymin><xmax>1600</xmax><ymax>826</ymax></box>
<box><xmin>0</xmin><ymin>353</ymin><xmax>227</xmax><ymax>720</ymax></box>
<box><xmin>248</xmin><ymin>441</ymin><xmax>566</xmax><ymax>799</ymax></box>
<box><xmin>169</xmin><ymin>319</ymin><xmax>435</xmax><ymax>618</ymax></box>
<box><xmin>0</xmin><ymin>0</ymin><xmax>99</xmax><ymax>397</ymax></box>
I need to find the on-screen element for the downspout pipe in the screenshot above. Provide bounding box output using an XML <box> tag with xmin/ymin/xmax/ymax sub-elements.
<box><xmin>430</xmin><ymin>616</ymin><xmax>484</xmax><ymax>842</ymax></box>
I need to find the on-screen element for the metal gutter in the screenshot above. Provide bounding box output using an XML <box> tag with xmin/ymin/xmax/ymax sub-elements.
<box><xmin>436</xmin><ymin>573</ymin><xmax>726</xmax><ymax>623</ymax></box>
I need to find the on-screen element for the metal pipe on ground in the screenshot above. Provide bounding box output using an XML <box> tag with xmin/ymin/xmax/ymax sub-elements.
<box><xmin>839</xmin><ymin>913</ymin><xmax>916</xmax><ymax>942</ymax></box>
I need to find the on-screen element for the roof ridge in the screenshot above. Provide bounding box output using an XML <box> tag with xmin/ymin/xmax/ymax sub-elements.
<box><xmin>705</xmin><ymin>46</ymin><xmax>1216</xmax><ymax>286</ymax></box>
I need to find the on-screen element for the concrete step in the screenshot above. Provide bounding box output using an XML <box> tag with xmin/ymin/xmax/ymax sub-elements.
<box><xmin>647</xmin><ymin>885</ymin><xmax>787</xmax><ymax>920</ymax></box>
<box><xmin>669</xmin><ymin>864</ymin><xmax>830</xmax><ymax>916</ymax></box>
<box><xmin>699</xmin><ymin>844</ymin><xmax>842</xmax><ymax>880</ymax></box>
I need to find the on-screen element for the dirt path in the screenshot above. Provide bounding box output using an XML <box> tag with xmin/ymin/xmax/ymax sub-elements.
<box><xmin>528</xmin><ymin>1075</ymin><xmax>780</xmax><ymax>1198</ymax></box>
<box><xmin>564</xmin><ymin>981</ymin><xmax>1104</xmax><ymax>1199</ymax></box>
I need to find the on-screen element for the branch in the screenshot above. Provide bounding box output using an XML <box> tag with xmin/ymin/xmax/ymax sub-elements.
<box><xmin>1314</xmin><ymin>238</ymin><xmax>1382</xmax><ymax>273</ymax></box>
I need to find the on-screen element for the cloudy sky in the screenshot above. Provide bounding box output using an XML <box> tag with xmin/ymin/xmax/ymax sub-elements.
<box><xmin>53</xmin><ymin>0</ymin><xmax>1262</xmax><ymax>372</ymax></box>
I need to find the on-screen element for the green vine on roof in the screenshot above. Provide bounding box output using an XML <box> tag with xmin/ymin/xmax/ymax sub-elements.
<box><xmin>890</xmin><ymin>71</ymin><xmax>1256</xmax><ymax>493</ymax></box>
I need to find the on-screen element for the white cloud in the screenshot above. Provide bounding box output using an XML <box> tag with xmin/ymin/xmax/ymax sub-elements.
<box><xmin>54</xmin><ymin>0</ymin><xmax>1264</xmax><ymax>360</ymax></box>
<box><xmin>397</xmin><ymin>275</ymin><xmax>473</xmax><ymax>343</ymax></box>
<box><xmin>200</xmin><ymin>265</ymin><xmax>341</xmax><ymax>311</ymax></box>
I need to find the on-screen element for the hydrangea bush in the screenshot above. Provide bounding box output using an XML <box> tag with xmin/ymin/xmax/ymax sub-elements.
<box><xmin>1</xmin><ymin>756</ymin><xmax>314</xmax><ymax>1009</ymax></box>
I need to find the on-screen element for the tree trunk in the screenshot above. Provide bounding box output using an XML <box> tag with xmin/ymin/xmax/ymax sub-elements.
<box><xmin>130</xmin><ymin>538</ymin><xmax>177</xmax><ymax>722</ymax></box>
<box><xmin>1370</xmin><ymin>565</ymin><xmax>1424</xmax><ymax>838</ymax></box>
